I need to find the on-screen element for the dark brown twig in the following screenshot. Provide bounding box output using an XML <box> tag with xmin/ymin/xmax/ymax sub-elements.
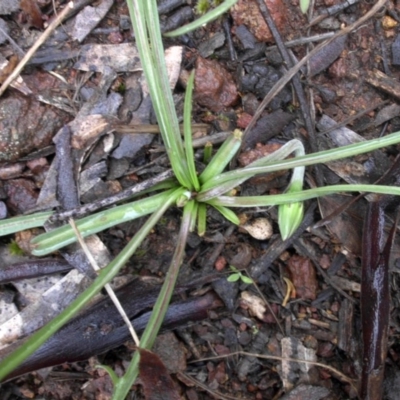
<box><xmin>0</xmin><ymin>260</ymin><xmax>72</xmax><ymax>285</ymax></box>
<box><xmin>360</xmin><ymin>203</ymin><xmax>397</xmax><ymax>400</ymax></box>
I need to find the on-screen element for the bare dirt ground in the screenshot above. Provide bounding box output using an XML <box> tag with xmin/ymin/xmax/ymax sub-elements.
<box><xmin>0</xmin><ymin>0</ymin><xmax>400</xmax><ymax>399</ymax></box>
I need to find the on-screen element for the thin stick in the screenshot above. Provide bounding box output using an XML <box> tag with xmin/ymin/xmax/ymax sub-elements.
<box><xmin>50</xmin><ymin>169</ymin><xmax>175</xmax><ymax>221</ymax></box>
<box><xmin>68</xmin><ymin>218</ymin><xmax>141</xmax><ymax>347</ymax></box>
<box><xmin>0</xmin><ymin>2</ymin><xmax>74</xmax><ymax>97</ymax></box>
<box><xmin>192</xmin><ymin>351</ymin><xmax>357</xmax><ymax>392</ymax></box>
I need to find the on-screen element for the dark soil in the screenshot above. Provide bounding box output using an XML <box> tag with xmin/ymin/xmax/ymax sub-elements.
<box><xmin>0</xmin><ymin>0</ymin><xmax>400</xmax><ymax>399</ymax></box>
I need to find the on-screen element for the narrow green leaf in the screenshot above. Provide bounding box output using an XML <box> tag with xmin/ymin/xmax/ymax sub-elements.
<box><xmin>199</xmin><ymin>129</ymin><xmax>242</xmax><ymax>184</ymax></box>
<box><xmin>209</xmin><ymin>184</ymin><xmax>400</xmax><ymax>207</ymax></box>
<box><xmin>0</xmin><ymin>211</ymin><xmax>52</xmax><ymax>237</ymax></box>
<box><xmin>189</xmin><ymin>201</ymin><xmax>199</xmax><ymax>232</ymax></box>
<box><xmin>198</xmin><ymin>139</ymin><xmax>306</xmax><ymax>201</ymax></box>
<box><xmin>210</xmin><ymin>204</ymin><xmax>240</xmax><ymax>225</ymax></box>
<box><xmin>96</xmin><ymin>365</ymin><xmax>119</xmax><ymax>386</ymax></box>
<box><xmin>227</xmin><ymin>274</ymin><xmax>240</xmax><ymax>282</ymax></box>
<box><xmin>164</xmin><ymin>0</ymin><xmax>239</xmax><ymax>37</ymax></box>
<box><xmin>126</xmin><ymin>0</ymin><xmax>192</xmax><ymax>188</ymax></box>
<box><xmin>197</xmin><ymin>202</ymin><xmax>207</xmax><ymax>236</ymax></box>
<box><xmin>200</xmin><ymin>131</ymin><xmax>400</xmax><ymax>191</ymax></box>
<box><xmin>30</xmin><ymin>189</ymin><xmax>177</xmax><ymax>256</ymax></box>
<box><xmin>184</xmin><ymin>70</ymin><xmax>200</xmax><ymax>191</ymax></box>
<box><xmin>203</xmin><ymin>142</ymin><xmax>213</xmax><ymax>164</ymax></box>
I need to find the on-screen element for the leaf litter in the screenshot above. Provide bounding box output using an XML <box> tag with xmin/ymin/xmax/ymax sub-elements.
<box><xmin>0</xmin><ymin>0</ymin><xmax>400</xmax><ymax>399</ymax></box>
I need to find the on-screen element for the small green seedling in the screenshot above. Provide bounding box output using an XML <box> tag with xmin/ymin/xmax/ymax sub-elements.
<box><xmin>8</xmin><ymin>240</ymin><xmax>24</xmax><ymax>256</ymax></box>
<box><xmin>195</xmin><ymin>0</ymin><xmax>211</xmax><ymax>14</ymax></box>
<box><xmin>227</xmin><ymin>265</ymin><xmax>254</xmax><ymax>284</ymax></box>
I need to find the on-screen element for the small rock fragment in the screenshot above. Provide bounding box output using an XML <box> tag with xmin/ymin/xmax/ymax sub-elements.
<box><xmin>0</xmin><ymin>0</ymin><xmax>19</xmax><ymax>15</ymax></box>
<box><xmin>70</xmin><ymin>0</ymin><xmax>114</xmax><ymax>42</ymax></box>
<box><xmin>382</xmin><ymin>15</ymin><xmax>398</xmax><ymax>30</ymax></box>
<box><xmin>0</xmin><ymin>93</ymin><xmax>67</xmax><ymax>162</ymax></box>
<box><xmin>74</xmin><ymin>43</ymin><xmax>141</xmax><ymax>73</ymax></box>
<box><xmin>234</xmin><ymin>25</ymin><xmax>257</xmax><ymax>49</ymax></box>
<box><xmin>231</xmin><ymin>0</ymin><xmax>287</xmax><ymax>43</ymax></box>
<box><xmin>4</xmin><ymin>179</ymin><xmax>38</xmax><ymax>214</ymax></box>
<box><xmin>195</xmin><ymin>57</ymin><xmax>238</xmax><ymax>112</ymax></box>
<box><xmin>198</xmin><ymin>32</ymin><xmax>225</xmax><ymax>58</ymax></box>
<box><xmin>240</xmin><ymin>291</ymin><xmax>266</xmax><ymax>320</ymax></box>
<box><xmin>111</xmin><ymin>133</ymin><xmax>154</xmax><ymax>159</ymax></box>
<box><xmin>241</xmin><ymin>218</ymin><xmax>273</xmax><ymax>240</ymax></box>
<box><xmin>287</xmin><ymin>255</ymin><xmax>318</xmax><ymax>301</ymax></box>
<box><xmin>0</xmin><ymin>201</ymin><xmax>7</xmax><ymax>219</ymax></box>
<box><xmin>153</xmin><ymin>332</ymin><xmax>187</xmax><ymax>374</ymax></box>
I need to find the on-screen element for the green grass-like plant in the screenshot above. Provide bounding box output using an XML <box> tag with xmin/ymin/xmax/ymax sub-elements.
<box><xmin>0</xmin><ymin>0</ymin><xmax>399</xmax><ymax>398</ymax></box>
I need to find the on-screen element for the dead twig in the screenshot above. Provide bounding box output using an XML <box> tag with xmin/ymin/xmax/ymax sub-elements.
<box><xmin>192</xmin><ymin>350</ymin><xmax>357</xmax><ymax>392</ymax></box>
<box><xmin>360</xmin><ymin>204</ymin><xmax>398</xmax><ymax>400</ymax></box>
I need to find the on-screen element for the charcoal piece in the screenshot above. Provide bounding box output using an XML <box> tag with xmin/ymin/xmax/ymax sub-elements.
<box><xmin>240</xmin><ymin>62</ymin><xmax>291</xmax><ymax>109</ymax></box>
<box><xmin>160</xmin><ymin>6</ymin><xmax>193</xmax><ymax>33</ymax></box>
<box><xmin>240</xmin><ymin>73</ymin><xmax>259</xmax><ymax>92</ymax></box>
<box><xmin>0</xmin><ymin>260</ymin><xmax>72</xmax><ymax>285</ymax></box>
<box><xmin>53</xmin><ymin>126</ymin><xmax>79</xmax><ymax>211</ymax></box>
<box><xmin>212</xmin><ymin>278</ymin><xmax>238</xmax><ymax>311</ymax></box>
<box><xmin>392</xmin><ymin>34</ymin><xmax>400</xmax><ymax>66</ymax></box>
<box><xmin>199</xmin><ymin>32</ymin><xmax>225</xmax><ymax>58</ymax></box>
<box><xmin>237</xmin><ymin>330</ymin><xmax>269</xmax><ymax>381</ymax></box>
<box><xmin>107</xmin><ymin>158</ymin><xmax>130</xmax><ymax>180</ymax></box>
<box><xmin>70</xmin><ymin>0</ymin><xmax>114</xmax><ymax>42</ymax></box>
<box><xmin>224</xmin><ymin>327</ymin><xmax>238</xmax><ymax>347</ymax></box>
<box><xmin>238</xmin><ymin>43</ymin><xmax>266</xmax><ymax>62</ymax></box>
<box><xmin>79</xmin><ymin>161</ymin><xmax>108</xmax><ymax>195</ymax></box>
<box><xmin>111</xmin><ymin>133</ymin><xmax>154</xmax><ymax>160</ymax></box>
<box><xmin>308</xmin><ymin>35</ymin><xmax>347</xmax><ymax>76</ymax></box>
<box><xmin>158</xmin><ymin>0</ymin><xmax>187</xmax><ymax>15</ymax></box>
<box><xmin>235</xmin><ymin>25</ymin><xmax>256</xmax><ymax>49</ymax></box>
<box><xmin>265</xmin><ymin>48</ymin><xmax>283</xmax><ymax>66</ymax></box>
<box><xmin>28</xmin><ymin>49</ymin><xmax>80</xmax><ymax>66</ymax></box>
<box><xmin>244</xmin><ymin>110</ymin><xmax>295</xmax><ymax>149</ymax></box>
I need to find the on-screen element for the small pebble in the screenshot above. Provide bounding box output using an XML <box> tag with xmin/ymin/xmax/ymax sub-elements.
<box><xmin>0</xmin><ymin>201</ymin><xmax>7</xmax><ymax>219</ymax></box>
